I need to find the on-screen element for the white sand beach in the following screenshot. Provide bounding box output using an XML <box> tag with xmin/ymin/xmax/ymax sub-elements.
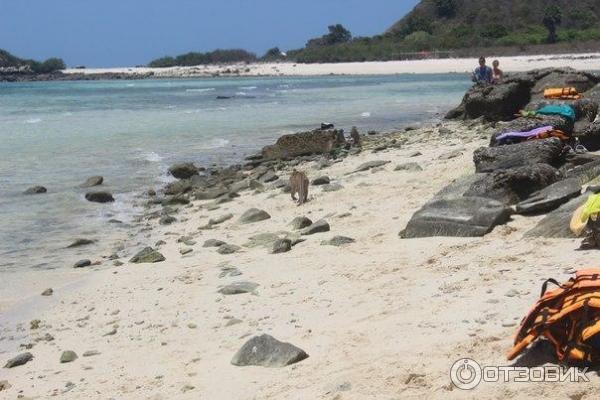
<box><xmin>64</xmin><ymin>52</ymin><xmax>600</xmax><ymax>78</ymax></box>
<box><xmin>1</xmin><ymin>123</ymin><xmax>597</xmax><ymax>399</ymax></box>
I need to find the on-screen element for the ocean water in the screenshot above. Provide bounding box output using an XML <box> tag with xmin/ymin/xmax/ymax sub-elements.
<box><xmin>0</xmin><ymin>74</ymin><xmax>471</xmax><ymax>272</ymax></box>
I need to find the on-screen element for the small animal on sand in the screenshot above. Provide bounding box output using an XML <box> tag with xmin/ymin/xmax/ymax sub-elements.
<box><xmin>289</xmin><ymin>170</ymin><xmax>309</xmax><ymax>205</ymax></box>
<box><xmin>350</xmin><ymin>126</ymin><xmax>361</xmax><ymax>147</ymax></box>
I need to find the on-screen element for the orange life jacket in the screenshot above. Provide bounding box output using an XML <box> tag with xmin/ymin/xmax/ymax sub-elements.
<box><xmin>528</xmin><ymin>129</ymin><xmax>569</xmax><ymax>142</ymax></box>
<box><xmin>544</xmin><ymin>87</ymin><xmax>582</xmax><ymax>100</ymax></box>
<box><xmin>508</xmin><ymin>269</ymin><xmax>600</xmax><ymax>364</ymax></box>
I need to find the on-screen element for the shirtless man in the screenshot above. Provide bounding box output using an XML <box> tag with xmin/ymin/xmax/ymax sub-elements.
<box><xmin>492</xmin><ymin>60</ymin><xmax>503</xmax><ymax>84</ymax></box>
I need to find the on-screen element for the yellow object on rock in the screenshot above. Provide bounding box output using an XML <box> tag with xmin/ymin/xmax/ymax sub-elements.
<box><xmin>581</xmin><ymin>194</ymin><xmax>600</xmax><ymax>223</ymax></box>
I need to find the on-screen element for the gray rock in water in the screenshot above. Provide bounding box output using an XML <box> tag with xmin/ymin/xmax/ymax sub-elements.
<box><xmin>349</xmin><ymin>160</ymin><xmax>390</xmax><ymax>174</ymax></box>
<box><xmin>203</xmin><ymin>239</ymin><xmax>226</xmax><ymax>248</ymax></box>
<box><xmin>239</xmin><ymin>208</ymin><xmax>271</xmax><ymax>224</ymax></box>
<box><xmin>218</xmin><ymin>281</ymin><xmax>259</xmax><ymax>295</ymax></box>
<box><xmin>526</xmin><ymin>194</ymin><xmax>591</xmax><ymax>238</ymax></box>
<box><xmin>129</xmin><ymin>247</ymin><xmax>166</xmax><ymax>263</ymax></box>
<box><xmin>208</xmin><ymin>213</ymin><xmax>233</xmax><ymax>226</ymax></box>
<box><xmin>80</xmin><ymin>176</ymin><xmax>103</xmax><ymax>188</ymax></box>
<box><xmin>217</xmin><ymin>244</ymin><xmax>241</xmax><ymax>255</ymax></box>
<box><xmin>290</xmin><ymin>216</ymin><xmax>313</xmax><ymax>230</ymax></box>
<box><xmin>271</xmin><ymin>239</ymin><xmax>292</xmax><ymax>254</ymax></box>
<box><xmin>73</xmin><ymin>259</ymin><xmax>92</xmax><ymax>268</ymax></box>
<box><xmin>41</xmin><ymin>288</ymin><xmax>53</xmax><ymax>296</ymax></box>
<box><xmin>301</xmin><ymin>220</ymin><xmax>330</xmax><ymax>235</ymax></box>
<box><xmin>395</xmin><ymin>162</ymin><xmax>423</xmax><ymax>172</ymax></box>
<box><xmin>67</xmin><ymin>238</ymin><xmax>96</xmax><ymax>248</ymax></box>
<box><xmin>60</xmin><ymin>351</ymin><xmax>78</xmax><ymax>363</ymax></box>
<box><xmin>4</xmin><ymin>352</ymin><xmax>33</xmax><ymax>368</ymax></box>
<box><xmin>464</xmin><ymin>163</ymin><xmax>561</xmax><ymax>205</ymax></box>
<box><xmin>322</xmin><ymin>183</ymin><xmax>343</xmax><ymax>192</ymax></box>
<box><xmin>312</xmin><ymin>176</ymin><xmax>331</xmax><ymax>186</ymax></box>
<box><xmin>85</xmin><ymin>191</ymin><xmax>114</xmax><ymax>203</ymax></box>
<box><xmin>231</xmin><ymin>334</ymin><xmax>308</xmax><ymax>367</ymax></box>
<box><xmin>24</xmin><ymin>186</ymin><xmax>47</xmax><ymax>195</ymax></box>
<box><xmin>515</xmin><ymin>178</ymin><xmax>582</xmax><ymax>214</ymax></box>
<box><xmin>321</xmin><ymin>236</ymin><xmax>355</xmax><ymax>246</ymax></box>
<box><xmin>168</xmin><ymin>162</ymin><xmax>199</xmax><ymax>180</ymax></box>
<box><xmin>159</xmin><ymin>215</ymin><xmax>177</xmax><ymax>225</ymax></box>
<box><xmin>402</xmin><ymin>196</ymin><xmax>512</xmax><ymax>238</ymax></box>
<box><xmin>473</xmin><ymin>138</ymin><xmax>564</xmax><ymax>173</ymax></box>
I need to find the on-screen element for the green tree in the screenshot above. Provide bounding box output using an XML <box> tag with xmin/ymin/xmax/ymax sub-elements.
<box><xmin>262</xmin><ymin>47</ymin><xmax>283</xmax><ymax>60</ymax></box>
<box><xmin>434</xmin><ymin>0</ymin><xmax>457</xmax><ymax>18</ymax></box>
<box><xmin>543</xmin><ymin>5</ymin><xmax>562</xmax><ymax>44</ymax></box>
<box><xmin>325</xmin><ymin>24</ymin><xmax>352</xmax><ymax>45</ymax></box>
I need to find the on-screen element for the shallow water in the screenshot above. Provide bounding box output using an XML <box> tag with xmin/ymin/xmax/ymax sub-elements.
<box><xmin>0</xmin><ymin>74</ymin><xmax>471</xmax><ymax>272</ymax></box>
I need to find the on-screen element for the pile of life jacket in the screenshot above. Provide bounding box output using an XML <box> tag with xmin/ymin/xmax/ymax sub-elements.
<box><xmin>508</xmin><ymin>269</ymin><xmax>600</xmax><ymax>364</ymax></box>
<box><xmin>544</xmin><ymin>87</ymin><xmax>582</xmax><ymax>100</ymax></box>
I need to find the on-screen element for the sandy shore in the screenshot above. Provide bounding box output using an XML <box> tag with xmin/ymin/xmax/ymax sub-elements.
<box><xmin>1</xmin><ymin>122</ymin><xmax>598</xmax><ymax>399</ymax></box>
<box><xmin>63</xmin><ymin>52</ymin><xmax>600</xmax><ymax>78</ymax></box>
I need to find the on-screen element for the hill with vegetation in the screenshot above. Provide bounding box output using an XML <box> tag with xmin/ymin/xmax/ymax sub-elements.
<box><xmin>288</xmin><ymin>0</ymin><xmax>600</xmax><ymax>63</ymax></box>
<box><xmin>0</xmin><ymin>49</ymin><xmax>66</xmax><ymax>73</ymax></box>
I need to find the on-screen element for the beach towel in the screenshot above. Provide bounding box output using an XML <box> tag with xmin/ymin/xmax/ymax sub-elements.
<box><xmin>508</xmin><ymin>269</ymin><xmax>600</xmax><ymax>364</ymax></box>
<box><xmin>544</xmin><ymin>87</ymin><xmax>582</xmax><ymax>100</ymax></box>
<box><xmin>495</xmin><ymin>126</ymin><xmax>568</xmax><ymax>145</ymax></box>
<box><xmin>537</xmin><ymin>104</ymin><xmax>576</xmax><ymax>121</ymax></box>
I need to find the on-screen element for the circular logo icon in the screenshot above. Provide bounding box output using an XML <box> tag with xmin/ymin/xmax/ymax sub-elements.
<box><xmin>450</xmin><ymin>358</ymin><xmax>482</xmax><ymax>390</ymax></box>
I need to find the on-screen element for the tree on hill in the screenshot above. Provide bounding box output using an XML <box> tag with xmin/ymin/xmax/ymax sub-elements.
<box><xmin>434</xmin><ymin>0</ymin><xmax>458</xmax><ymax>18</ymax></box>
<box><xmin>543</xmin><ymin>5</ymin><xmax>562</xmax><ymax>43</ymax></box>
<box><xmin>261</xmin><ymin>47</ymin><xmax>285</xmax><ymax>61</ymax></box>
<box><xmin>307</xmin><ymin>24</ymin><xmax>352</xmax><ymax>47</ymax></box>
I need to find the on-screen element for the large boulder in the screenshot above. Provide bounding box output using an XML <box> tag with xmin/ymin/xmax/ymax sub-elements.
<box><xmin>85</xmin><ymin>191</ymin><xmax>114</xmax><ymax>203</ymax></box>
<box><xmin>578</xmin><ymin>122</ymin><xmax>600</xmax><ymax>151</ymax></box>
<box><xmin>530</xmin><ymin>69</ymin><xmax>599</xmax><ymax>99</ymax></box>
<box><xmin>515</xmin><ymin>178</ymin><xmax>582</xmax><ymax>215</ymax></box>
<box><xmin>239</xmin><ymin>208</ymin><xmax>271</xmax><ymax>224</ymax></box>
<box><xmin>168</xmin><ymin>162</ymin><xmax>199</xmax><ymax>180</ymax></box>
<box><xmin>525</xmin><ymin>194</ymin><xmax>590</xmax><ymax>238</ymax></box>
<box><xmin>261</xmin><ymin>129</ymin><xmax>345</xmax><ymax>160</ymax></box>
<box><xmin>401</xmin><ymin>196</ymin><xmax>511</xmax><ymax>238</ymax></box>
<box><xmin>473</xmin><ymin>138</ymin><xmax>564</xmax><ymax>173</ymax></box>
<box><xmin>464</xmin><ymin>164</ymin><xmax>561</xmax><ymax>205</ymax></box>
<box><xmin>231</xmin><ymin>334</ymin><xmax>308</xmax><ymax>367</ymax></box>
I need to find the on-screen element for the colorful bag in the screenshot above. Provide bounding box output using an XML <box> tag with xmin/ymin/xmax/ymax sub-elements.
<box><xmin>508</xmin><ymin>269</ymin><xmax>600</xmax><ymax>364</ymax></box>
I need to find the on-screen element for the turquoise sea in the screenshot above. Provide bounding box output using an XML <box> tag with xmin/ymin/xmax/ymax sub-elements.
<box><xmin>0</xmin><ymin>74</ymin><xmax>471</xmax><ymax>272</ymax></box>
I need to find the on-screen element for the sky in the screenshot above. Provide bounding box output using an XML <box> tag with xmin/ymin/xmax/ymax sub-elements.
<box><xmin>0</xmin><ymin>0</ymin><xmax>419</xmax><ymax>67</ymax></box>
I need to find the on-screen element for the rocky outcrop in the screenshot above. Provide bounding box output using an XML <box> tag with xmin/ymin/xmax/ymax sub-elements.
<box><xmin>261</xmin><ymin>129</ymin><xmax>345</xmax><ymax>160</ymax></box>
<box><xmin>473</xmin><ymin>138</ymin><xmax>564</xmax><ymax>173</ymax></box>
<box><xmin>168</xmin><ymin>163</ymin><xmax>199</xmax><ymax>180</ymax></box>
<box><xmin>515</xmin><ymin>178</ymin><xmax>581</xmax><ymax>215</ymax></box>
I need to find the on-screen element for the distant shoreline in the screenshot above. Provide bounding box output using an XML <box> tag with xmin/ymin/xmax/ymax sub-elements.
<box><xmin>2</xmin><ymin>52</ymin><xmax>600</xmax><ymax>82</ymax></box>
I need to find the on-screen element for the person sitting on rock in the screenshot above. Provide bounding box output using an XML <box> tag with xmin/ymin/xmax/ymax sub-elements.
<box><xmin>492</xmin><ymin>60</ymin><xmax>503</xmax><ymax>84</ymax></box>
<box><xmin>471</xmin><ymin>56</ymin><xmax>492</xmax><ymax>84</ymax></box>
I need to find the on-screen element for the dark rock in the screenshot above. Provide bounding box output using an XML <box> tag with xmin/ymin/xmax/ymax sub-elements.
<box><xmin>163</xmin><ymin>180</ymin><xmax>193</xmax><ymax>196</ymax></box>
<box><xmin>271</xmin><ymin>239</ymin><xmax>292</xmax><ymax>254</ymax></box>
<box><xmin>219</xmin><ymin>265</ymin><xmax>243</xmax><ymax>278</ymax></box>
<box><xmin>260</xmin><ymin>170</ymin><xmax>278</xmax><ymax>183</ymax></box>
<box><xmin>82</xmin><ymin>350</ymin><xmax>100</xmax><ymax>357</ymax></box>
<box><xmin>465</xmin><ymin>164</ymin><xmax>561</xmax><ymax>205</ymax></box>
<box><xmin>24</xmin><ymin>186</ymin><xmax>47</xmax><ymax>195</ymax></box>
<box><xmin>85</xmin><ymin>191</ymin><xmax>115</xmax><ymax>203</ymax></box>
<box><xmin>239</xmin><ymin>208</ymin><xmax>271</xmax><ymax>224</ymax></box>
<box><xmin>515</xmin><ymin>178</ymin><xmax>582</xmax><ymax>214</ymax></box>
<box><xmin>203</xmin><ymin>239</ymin><xmax>226</xmax><ymax>248</ymax></box>
<box><xmin>4</xmin><ymin>352</ymin><xmax>33</xmax><ymax>368</ymax></box>
<box><xmin>526</xmin><ymin>194</ymin><xmax>591</xmax><ymax>238</ymax></box>
<box><xmin>41</xmin><ymin>288</ymin><xmax>53</xmax><ymax>296</ymax></box>
<box><xmin>564</xmin><ymin>159</ymin><xmax>600</xmax><ymax>185</ymax></box>
<box><xmin>262</xmin><ymin>129</ymin><xmax>345</xmax><ymax>160</ymax></box>
<box><xmin>312</xmin><ymin>176</ymin><xmax>331</xmax><ymax>186</ymax></box>
<box><xmin>218</xmin><ymin>281</ymin><xmax>259</xmax><ymax>295</ymax></box>
<box><xmin>168</xmin><ymin>163</ymin><xmax>199</xmax><ymax>179</ymax></box>
<box><xmin>194</xmin><ymin>186</ymin><xmax>229</xmax><ymax>200</ymax></box>
<box><xmin>73</xmin><ymin>259</ymin><xmax>92</xmax><ymax>268</ymax></box>
<box><xmin>231</xmin><ymin>334</ymin><xmax>308</xmax><ymax>367</ymax></box>
<box><xmin>438</xmin><ymin>150</ymin><xmax>463</xmax><ymax>160</ymax></box>
<box><xmin>217</xmin><ymin>244</ymin><xmax>241</xmax><ymax>255</ymax></box>
<box><xmin>473</xmin><ymin>138</ymin><xmax>564</xmax><ymax>173</ymax></box>
<box><xmin>395</xmin><ymin>162</ymin><xmax>423</xmax><ymax>172</ymax></box>
<box><xmin>60</xmin><ymin>351</ymin><xmax>78</xmax><ymax>363</ymax></box>
<box><xmin>290</xmin><ymin>216</ymin><xmax>313</xmax><ymax>230</ymax></box>
<box><xmin>402</xmin><ymin>197</ymin><xmax>511</xmax><ymax>238</ymax></box>
<box><xmin>321</xmin><ymin>236</ymin><xmax>355</xmax><ymax>246</ymax></box>
<box><xmin>80</xmin><ymin>176</ymin><xmax>103</xmax><ymax>188</ymax></box>
<box><xmin>129</xmin><ymin>247</ymin><xmax>165</xmax><ymax>263</ymax></box>
<box><xmin>67</xmin><ymin>238</ymin><xmax>96</xmax><ymax>248</ymax></box>
<box><xmin>301</xmin><ymin>220</ymin><xmax>330</xmax><ymax>236</ymax></box>
<box><xmin>579</xmin><ymin>121</ymin><xmax>600</xmax><ymax>151</ymax></box>
<box><xmin>159</xmin><ymin>215</ymin><xmax>177</xmax><ymax>225</ymax></box>
<box><xmin>349</xmin><ymin>160</ymin><xmax>390</xmax><ymax>174</ymax></box>
<box><xmin>161</xmin><ymin>195</ymin><xmax>190</xmax><ymax>206</ymax></box>
<box><xmin>208</xmin><ymin>213</ymin><xmax>233</xmax><ymax>226</ymax></box>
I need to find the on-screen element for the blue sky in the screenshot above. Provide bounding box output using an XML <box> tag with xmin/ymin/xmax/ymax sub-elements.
<box><xmin>0</xmin><ymin>0</ymin><xmax>419</xmax><ymax>67</ymax></box>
